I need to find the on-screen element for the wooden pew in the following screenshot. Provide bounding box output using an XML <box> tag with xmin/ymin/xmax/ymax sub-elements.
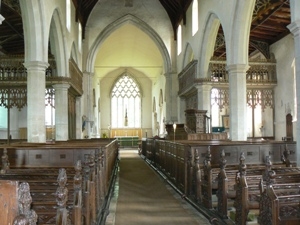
<box><xmin>234</xmin><ymin>155</ymin><xmax>300</xmax><ymax>225</ymax></box>
<box><xmin>1</xmin><ymin>167</ymin><xmax>75</xmax><ymax>224</ymax></box>
<box><xmin>0</xmin><ymin>139</ymin><xmax>119</xmax><ymax>225</ymax></box>
<box><xmin>256</xmin><ymin>163</ymin><xmax>300</xmax><ymax>225</ymax></box>
<box><xmin>0</xmin><ymin>180</ymin><xmax>37</xmax><ymax>225</ymax></box>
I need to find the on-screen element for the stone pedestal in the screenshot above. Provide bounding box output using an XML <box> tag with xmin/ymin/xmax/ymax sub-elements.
<box><xmin>185</xmin><ymin>109</ymin><xmax>207</xmax><ymax>133</ymax></box>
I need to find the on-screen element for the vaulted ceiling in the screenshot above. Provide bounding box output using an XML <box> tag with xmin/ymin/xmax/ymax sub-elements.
<box><xmin>0</xmin><ymin>0</ymin><xmax>291</xmax><ymax>59</ymax></box>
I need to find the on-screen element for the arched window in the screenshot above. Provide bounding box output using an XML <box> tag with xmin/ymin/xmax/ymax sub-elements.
<box><xmin>66</xmin><ymin>0</ymin><xmax>71</xmax><ymax>32</ymax></box>
<box><xmin>0</xmin><ymin>107</ymin><xmax>7</xmax><ymax>128</ymax></box>
<box><xmin>177</xmin><ymin>25</ymin><xmax>182</xmax><ymax>55</ymax></box>
<box><xmin>78</xmin><ymin>22</ymin><xmax>82</xmax><ymax>53</ymax></box>
<box><xmin>111</xmin><ymin>74</ymin><xmax>141</xmax><ymax>128</ymax></box>
<box><xmin>192</xmin><ymin>0</ymin><xmax>198</xmax><ymax>36</ymax></box>
<box><xmin>45</xmin><ymin>88</ymin><xmax>55</xmax><ymax>126</ymax></box>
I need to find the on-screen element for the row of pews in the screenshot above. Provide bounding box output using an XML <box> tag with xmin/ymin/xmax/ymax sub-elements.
<box><xmin>0</xmin><ymin>138</ymin><xmax>119</xmax><ymax>225</ymax></box>
<box><xmin>141</xmin><ymin>139</ymin><xmax>299</xmax><ymax>225</ymax></box>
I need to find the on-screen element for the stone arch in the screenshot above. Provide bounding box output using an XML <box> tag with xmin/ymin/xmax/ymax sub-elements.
<box><xmin>226</xmin><ymin>0</ymin><xmax>255</xmax><ymax>65</ymax></box>
<box><xmin>86</xmin><ymin>14</ymin><xmax>172</xmax><ymax>74</ymax></box>
<box><xmin>182</xmin><ymin>43</ymin><xmax>194</xmax><ymax>69</ymax></box>
<box><xmin>49</xmin><ymin>9</ymin><xmax>68</xmax><ymax>77</ymax></box>
<box><xmin>198</xmin><ymin>13</ymin><xmax>221</xmax><ymax>79</ymax></box>
<box><xmin>19</xmin><ymin>0</ymin><xmax>49</xmax><ymax>62</ymax></box>
<box><xmin>70</xmin><ymin>42</ymin><xmax>78</xmax><ymax>64</ymax></box>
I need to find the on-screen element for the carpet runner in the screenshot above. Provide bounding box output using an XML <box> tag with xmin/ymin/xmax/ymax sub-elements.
<box><xmin>108</xmin><ymin>149</ymin><xmax>210</xmax><ymax>225</ymax></box>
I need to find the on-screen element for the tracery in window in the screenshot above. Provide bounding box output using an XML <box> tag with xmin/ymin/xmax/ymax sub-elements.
<box><xmin>111</xmin><ymin>74</ymin><xmax>141</xmax><ymax>128</ymax></box>
<box><xmin>0</xmin><ymin>106</ymin><xmax>7</xmax><ymax>128</ymax></box>
<box><xmin>211</xmin><ymin>88</ymin><xmax>229</xmax><ymax>127</ymax></box>
<box><xmin>45</xmin><ymin>88</ymin><xmax>55</xmax><ymax>126</ymax></box>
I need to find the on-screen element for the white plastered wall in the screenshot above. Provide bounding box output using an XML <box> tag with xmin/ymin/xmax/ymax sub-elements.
<box><xmin>99</xmin><ymin>68</ymin><xmax>153</xmax><ymax>137</ymax></box>
<box><xmin>271</xmin><ymin>35</ymin><xmax>296</xmax><ymax>141</ymax></box>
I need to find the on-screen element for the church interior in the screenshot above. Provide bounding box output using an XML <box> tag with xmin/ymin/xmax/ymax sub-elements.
<box><xmin>1</xmin><ymin>0</ymin><xmax>300</xmax><ymax>224</ymax></box>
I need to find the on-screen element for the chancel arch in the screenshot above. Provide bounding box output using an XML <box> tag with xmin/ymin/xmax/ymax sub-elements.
<box><xmin>86</xmin><ymin>14</ymin><xmax>172</xmax><ymax>75</ymax></box>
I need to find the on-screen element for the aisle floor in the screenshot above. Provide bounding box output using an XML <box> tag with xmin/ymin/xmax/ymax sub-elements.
<box><xmin>105</xmin><ymin>149</ymin><xmax>211</xmax><ymax>225</ymax></box>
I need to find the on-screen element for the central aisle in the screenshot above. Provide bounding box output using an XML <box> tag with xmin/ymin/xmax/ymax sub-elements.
<box><xmin>108</xmin><ymin>149</ymin><xmax>210</xmax><ymax>225</ymax></box>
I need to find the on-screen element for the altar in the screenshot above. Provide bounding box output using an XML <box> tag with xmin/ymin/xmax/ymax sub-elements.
<box><xmin>115</xmin><ymin>136</ymin><xmax>140</xmax><ymax>147</ymax></box>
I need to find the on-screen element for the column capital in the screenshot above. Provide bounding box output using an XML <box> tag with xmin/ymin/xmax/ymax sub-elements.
<box><xmin>23</xmin><ymin>61</ymin><xmax>49</xmax><ymax>71</ymax></box>
<box><xmin>53</xmin><ymin>83</ymin><xmax>70</xmax><ymax>90</ymax></box>
<box><xmin>164</xmin><ymin>72</ymin><xmax>177</xmax><ymax>78</ymax></box>
<box><xmin>83</xmin><ymin>71</ymin><xmax>94</xmax><ymax>77</ymax></box>
<box><xmin>195</xmin><ymin>84</ymin><xmax>212</xmax><ymax>92</ymax></box>
<box><xmin>226</xmin><ymin>64</ymin><xmax>250</xmax><ymax>73</ymax></box>
<box><xmin>288</xmin><ymin>20</ymin><xmax>300</xmax><ymax>37</ymax></box>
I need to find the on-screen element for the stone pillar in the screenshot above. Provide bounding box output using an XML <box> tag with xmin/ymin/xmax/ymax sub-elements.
<box><xmin>197</xmin><ymin>84</ymin><xmax>212</xmax><ymax>133</ymax></box>
<box><xmin>53</xmin><ymin>84</ymin><xmax>70</xmax><ymax>141</ymax></box>
<box><xmin>288</xmin><ymin>20</ymin><xmax>300</xmax><ymax>166</ymax></box>
<box><xmin>76</xmin><ymin>96</ymin><xmax>82</xmax><ymax>139</ymax></box>
<box><xmin>227</xmin><ymin>64</ymin><xmax>249</xmax><ymax>141</ymax></box>
<box><xmin>87</xmin><ymin>73</ymin><xmax>94</xmax><ymax>138</ymax></box>
<box><xmin>164</xmin><ymin>72</ymin><xmax>178</xmax><ymax>123</ymax></box>
<box><xmin>196</xmin><ymin>84</ymin><xmax>212</xmax><ymax>117</ymax></box>
<box><xmin>24</xmin><ymin>61</ymin><xmax>49</xmax><ymax>142</ymax></box>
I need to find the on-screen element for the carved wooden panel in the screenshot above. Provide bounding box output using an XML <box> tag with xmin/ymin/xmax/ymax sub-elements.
<box><xmin>286</xmin><ymin>113</ymin><xmax>293</xmax><ymax>139</ymax></box>
<box><xmin>185</xmin><ymin>109</ymin><xmax>207</xmax><ymax>133</ymax></box>
<box><xmin>49</xmin><ymin>149</ymin><xmax>74</xmax><ymax>166</ymax></box>
<box><xmin>28</xmin><ymin>150</ymin><xmax>50</xmax><ymax>166</ymax></box>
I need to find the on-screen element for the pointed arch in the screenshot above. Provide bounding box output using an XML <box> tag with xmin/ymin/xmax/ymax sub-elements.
<box><xmin>226</xmin><ymin>0</ymin><xmax>255</xmax><ymax>65</ymax></box>
<box><xmin>49</xmin><ymin>9</ymin><xmax>68</xmax><ymax>77</ymax></box>
<box><xmin>70</xmin><ymin>42</ymin><xmax>78</xmax><ymax>65</ymax></box>
<box><xmin>198</xmin><ymin>13</ymin><xmax>221</xmax><ymax>79</ymax></box>
<box><xmin>182</xmin><ymin>43</ymin><xmax>194</xmax><ymax>69</ymax></box>
<box><xmin>86</xmin><ymin>14</ymin><xmax>172</xmax><ymax>74</ymax></box>
<box><xmin>19</xmin><ymin>0</ymin><xmax>49</xmax><ymax>62</ymax></box>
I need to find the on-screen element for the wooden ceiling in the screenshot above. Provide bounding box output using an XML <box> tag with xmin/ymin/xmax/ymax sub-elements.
<box><xmin>0</xmin><ymin>0</ymin><xmax>291</xmax><ymax>59</ymax></box>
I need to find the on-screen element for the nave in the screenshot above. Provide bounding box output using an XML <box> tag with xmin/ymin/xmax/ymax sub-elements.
<box><xmin>105</xmin><ymin>149</ymin><xmax>211</xmax><ymax>225</ymax></box>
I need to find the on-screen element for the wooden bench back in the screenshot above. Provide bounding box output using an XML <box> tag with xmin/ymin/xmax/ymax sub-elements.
<box><xmin>0</xmin><ymin>180</ymin><xmax>19</xmax><ymax>225</ymax></box>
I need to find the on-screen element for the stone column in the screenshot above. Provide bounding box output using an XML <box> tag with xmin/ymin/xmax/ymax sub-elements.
<box><xmin>86</xmin><ymin>72</ymin><xmax>94</xmax><ymax>138</ymax></box>
<box><xmin>24</xmin><ymin>61</ymin><xmax>49</xmax><ymax>143</ymax></box>
<box><xmin>197</xmin><ymin>84</ymin><xmax>211</xmax><ymax>132</ymax></box>
<box><xmin>288</xmin><ymin>20</ymin><xmax>300</xmax><ymax>166</ymax></box>
<box><xmin>164</xmin><ymin>72</ymin><xmax>178</xmax><ymax>123</ymax></box>
<box><xmin>76</xmin><ymin>96</ymin><xmax>82</xmax><ymax>139</ymax></box>
<box><xmin>227</xmin><ymin>64</ymin><xmax>249</xmax><ymax>141</ymax></box>
<box><xmin>53</xmin><ymin>83</ymin><xmax>70</xmax><ymax>141</ymax></box>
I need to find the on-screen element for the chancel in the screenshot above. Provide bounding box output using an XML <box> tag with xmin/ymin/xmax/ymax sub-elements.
<box><xmin>0</xmin><ymin>0</ymin><xmax>300</xmax><ymax>225</ymax></box>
